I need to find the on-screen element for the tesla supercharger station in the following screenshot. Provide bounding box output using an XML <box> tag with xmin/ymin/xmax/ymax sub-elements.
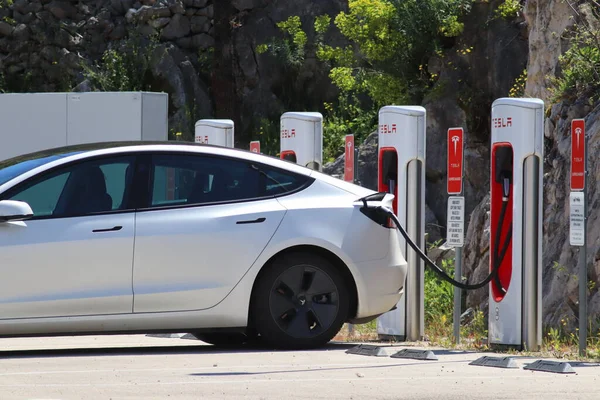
<box><xmin>376</xmin><ymin>106</ymin><xmax>426</xmax><ymax>342</ymax></box>
<box><xmin>280</xmin><ymin>112</ymin><xmax>323</xmax><ymax>171</ymax></box>
<box><xmin>489</xmin><ymin>97</ymin><xmax>544</xmax><ymax>351</ymax></box>
<box><xmin>195</xmin><ymin>119</ymin><xmax>234</xmax><ymax>147</ymax></box>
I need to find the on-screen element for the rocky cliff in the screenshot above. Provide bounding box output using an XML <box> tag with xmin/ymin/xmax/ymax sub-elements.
<box><xmin>0</xmin><ymin>0</ymin><xmax>344</xmax><ymax>144</ymax></box>
<box><xmin>324</xmin><ymin>0</ymin><xmax>600</xmax><ymax>334</ymax></box>
<box><xmin>325</xmin><ymin>0</ymin><xmax>530</xmax><ymax>246</ymax></box>
<box><xmin>464</xmin><ymin>0</ymin><xmax>600</xmax><ymax>333</ymax></box>
<box><xmin>1</xmin><ymin>0</ymin><xmax>599</xmax><ymax>334</ymax></box>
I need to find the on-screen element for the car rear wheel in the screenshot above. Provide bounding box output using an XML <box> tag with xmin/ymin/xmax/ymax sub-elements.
<box><xmin>251</xmin><ymin>252</ymin><xmax>349</xmax><ymax>349</ymax></box>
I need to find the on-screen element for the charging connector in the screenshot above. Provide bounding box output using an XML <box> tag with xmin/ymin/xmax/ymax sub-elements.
<box><xmin>365</xmin><ymin>202</ymin><xmax>509</xmax><ymax>291</ymax></box>
<box><xmin>503</xmin><ymin>177</ymin><xmax>510</xmax><ymax>201</ymax></box>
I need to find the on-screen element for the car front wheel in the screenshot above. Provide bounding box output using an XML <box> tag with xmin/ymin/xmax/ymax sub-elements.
<box><xmin>251</xmin><ymin>252</ymin><xmax>349</xmax><ymax>349</ymax></box>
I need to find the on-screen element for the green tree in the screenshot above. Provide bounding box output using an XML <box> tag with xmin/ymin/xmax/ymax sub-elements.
<box><xmin>257</xmin><ymin>1</ymin><xmax>475</xmax><ymax>161</ymax></box>
<box><xmin>317</xmin><ymin>0</ymin><xmax>474</xmax><ymax>105</ymax></box>
<box><xmin>550</xmin><ymin>1</ymin><xmax>600</xmax><ymax>103</ymax></box>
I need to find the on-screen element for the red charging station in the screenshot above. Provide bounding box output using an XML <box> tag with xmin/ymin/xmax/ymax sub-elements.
<box><xmin>280</xmin><ymin>112</ymin><xmax>323</xmax><ymax>171</ymax></box>
<box><xmin>489</xmin><ymin>98</ymin><xmax>544</xmax><ymax>351</ymax></box>
<box><xmin>195</xmin><ymin>119</ymin><xmax>235</xmax><ymax>147</ymax></box>
<box><xmin>250</xmin><ymin>140</ymin><xmax>261</xmax><ymax>154</ymax></box>
<box><xmin>376</xmin><ymin>106</ymin><xmax>426</xmax><ymax>342</ymax></box>
<box><xmin>344</xmin><ymin>134</ymin><xmax>355</xmax><ymax>183</ymax></box>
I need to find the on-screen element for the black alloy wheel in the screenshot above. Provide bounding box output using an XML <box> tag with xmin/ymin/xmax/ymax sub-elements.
<box><xmin>251</xmin><ymin>252</ymin><xmax>349</xmax><ymax>349</ymax></box>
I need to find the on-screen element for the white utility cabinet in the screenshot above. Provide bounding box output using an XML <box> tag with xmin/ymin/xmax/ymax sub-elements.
<box><xmin>0</xmin><ymin>91</ymin><xmax>168</xmax><ymax>161</ymax></box>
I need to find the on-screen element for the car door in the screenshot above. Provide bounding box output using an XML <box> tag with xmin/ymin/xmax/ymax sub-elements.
<box><xmin>0</xmin><ymin>155</ymin><xmax>138</xmax><ymax>319</ymax></box>
<box><xmin>132</xmin><ymin>152</ymin><xmax>291</xmax><ymax>313</ymax></box>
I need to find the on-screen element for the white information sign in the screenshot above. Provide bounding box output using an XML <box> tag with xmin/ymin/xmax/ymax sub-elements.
<box><xmin>447</xmin><ymin>196</ymin><xmax>465</xmax><ymax>247</ymax></box>
<box><xmin>570</xmin><ymin>191</ymin><xmax>585</xmax><ymax>247</ymax></box>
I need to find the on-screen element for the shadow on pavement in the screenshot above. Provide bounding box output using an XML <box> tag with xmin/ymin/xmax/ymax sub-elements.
<box><xmin>568</xmin><ymin>362</ymin><xmax>600</xmax><ymax>368</ymax></box>
<box><xmin>427</xmin><ymin>349</ymin><xmax>477</xmax><ymax>356</ymax></box>
<box><xmin>189</xmin><ymin>359</ymin><xmax>472</xmax><ymax>377</ymax></box>
<box><xmin>0</xmin><ymin>341</ymin><xmax>358</xmax><ymax>360</ymax></box>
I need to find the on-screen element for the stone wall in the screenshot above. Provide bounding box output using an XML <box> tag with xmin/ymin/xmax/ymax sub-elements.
<box><xmin>0</xmin><ymin>0</ymin><xmax>345</xmax><ymax>145</ymax></box>
<box><xmin>2</xmin><ymin>0</ymin><xmax>599</xmax><ymax>333</ymax></box>
<box><xmin>0</xmin><ymin>0</ymin><xmax>216</xmax><ymax>137</ymax></box>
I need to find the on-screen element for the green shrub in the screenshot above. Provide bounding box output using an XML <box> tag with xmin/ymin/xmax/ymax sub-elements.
<box><xmin>256</xmin><ymin>0</ymin><xmax>474</xmax><ymax>162</ymax></box>
<box><xmin>424</xmin><ymin>258</ymin><xmax>455</xmax><ymax>325</ymax></box>
<box><xmin>257</xmin><ymin>16</ymin><xmax>308</xmax><ymax>68</ymax></box>
<box><xmin>495</xmin><ymin>0</ymin><xmax>523</xmax><ymax>19</ymax></box>
<box><xmin>82</xmin><ymin>32</ymin><xmax>163</xmax><ymax>92</ymax></box>
<box><xmin>509</xmin><ymin>69</ymin><xmax>527</xmax><ymax>97</ymax></box>
<box><xmin>254</xmin><ymin>118</ymin><xmax>282</xmax><ymax>157</ymax></box>
<box><xmin>317</xmin><ymin>0</ymin><xmax>474</xmax><ymax>106</ymax></box>
<box><xmin>0</xmin><ymin>0</ymin><xmax>14</xmax><ymax>9</ymax></box>
<box><xmin>322</xmin><ymin>94</ymin><xmax>378</xmax><ymax>163</ymax></box>
<box><xmin>550</xmin><ymin>2</ymin><xmax>600</xmax><ymax>103</ymax></box>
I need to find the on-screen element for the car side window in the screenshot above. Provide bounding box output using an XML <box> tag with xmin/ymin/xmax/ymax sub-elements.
<box><xmin>258</xmin><ymin>166</ymin><xmax>310</xmax><ymax>196</ymax></box>
<box><xmin>149</xmin><ymin>154</ymin><xmax>261</xmax><ymax>207</ymax></box>
<box><xmin>5</xmin><ymin>156</ymin><xmax>136</xmax><ymax>218</ymax></box>
<box><xmin>8</xmin><ymin>174</ymin><xmax>69</xmax><ymax>217</ymax></box>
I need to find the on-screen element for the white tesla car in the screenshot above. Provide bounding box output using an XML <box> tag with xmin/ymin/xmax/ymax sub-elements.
<box><xmin>0</xmin><ymin>142</ymin><xmax>407</xmax><ymax>349</ymax></box>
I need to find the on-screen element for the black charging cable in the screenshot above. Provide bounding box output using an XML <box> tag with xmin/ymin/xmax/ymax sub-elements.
<box><xmin>373</xmin><ymin>204</ymin><xmax>511</xmax><ymax>291</ymax></box>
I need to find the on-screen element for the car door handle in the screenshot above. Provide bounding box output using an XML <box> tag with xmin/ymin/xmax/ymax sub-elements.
<box><xmin>92</xmin><ymin>226</ymin><xmax>123</xmax><ymax>233</ymax></box>
<box><xmin>236</xmin><ymin>217</ymin><xmax>266</xmax><ymax>225</ymax></box>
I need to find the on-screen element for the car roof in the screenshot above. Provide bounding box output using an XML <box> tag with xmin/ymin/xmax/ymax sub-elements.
<box><xmin>0</xmin><ymin>141</ymin><xmax>317</xmax><ymax>192</ymax></box>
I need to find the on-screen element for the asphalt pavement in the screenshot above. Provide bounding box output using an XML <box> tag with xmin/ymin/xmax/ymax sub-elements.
<box><xmin>0</xmin><ymin>334</ymin><xmax>598</xmax><ymax>399</ymax></box>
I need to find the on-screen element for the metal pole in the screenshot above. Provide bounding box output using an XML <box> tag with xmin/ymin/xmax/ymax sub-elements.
<box><xmin>454</xmin><ymin>247</ymin><xmax>462</xmax><ymax>344</ymax></box>
<box><xmin>522</xmin><ymin>155</ymin><xmax>541</xmax><ymax>351</ymax></box>
<box><xmin>579</xmin><ymin>133</ymin><xmax>589</xmax><ymax>357</ymax></box>
<box><xmin>347</xmin><ymin>146</ymin><xmax>359</xmax><ymax>337</ymax></box>
<box><xmin>354</xmin><ymin>146</ymin><xmax>359</xmax><ymax>185</ymax></box>
<box><xmin>406</xmin><ymin>159</ymin><xmax>424</xmax><ymax>341</ymax></box>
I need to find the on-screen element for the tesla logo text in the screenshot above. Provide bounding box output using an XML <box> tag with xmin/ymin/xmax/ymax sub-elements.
<box><xmin>452</xmin><ymin>135</ymin><xmax>460</xmax><ymax>155</ymax></box>
<box><xmin>195</xmin><ymin>135</ymin><xmax>209</xmax><ymax>144</ymax></box>
<box><xmin>379</xmin><ymin>124</ymin><xmax>397</xmax><ymax>134</ymax></box>
<box><xmin>575</xmin><ymin>127</ymin><xmax>583</xmax><ymax>149</ymax></box>
<box><xmin>281</xmin><ymin>128</ymin><xmax>296</xmax><ymax>139</ymax></box>
<box><xmin>493</xmin><ymin>117</ymin><xmax>512</xmax><ymax>128</ymax></box>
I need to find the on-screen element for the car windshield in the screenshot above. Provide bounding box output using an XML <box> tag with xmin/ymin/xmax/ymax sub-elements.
<box><xmin>0</xmin><ymin>152</ymin><xmax>83</xmax><ymax>187</ymax></box>
<box><xmin>0</xmin><ymin>141</ymin><xmax>167</xmax><ymax>187</ymax></box>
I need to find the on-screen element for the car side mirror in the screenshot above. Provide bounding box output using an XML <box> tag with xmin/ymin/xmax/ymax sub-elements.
<box><xmin>0</xmin><ymin>200</ymin><xmax>34</xmax><ymax>223</ymax></box>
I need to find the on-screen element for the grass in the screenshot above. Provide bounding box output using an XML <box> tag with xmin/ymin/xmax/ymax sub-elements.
<box><xmin>332</xmin><ymin>247</ymin><xmax>600</xmax><ymax>362</ymax></box>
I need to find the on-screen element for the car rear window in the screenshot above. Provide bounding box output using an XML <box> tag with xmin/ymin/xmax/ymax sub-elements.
<box><xmin>258</xmin><ymin>165</ymin><xmax>311</xmax><ymax>196</ymax></box>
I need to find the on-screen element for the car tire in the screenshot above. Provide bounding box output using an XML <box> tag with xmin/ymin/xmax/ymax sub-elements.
<box><xmin>251</xmin><ymin>251</ymin><xmax>349</xmax><ymax>350</ymax></box>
